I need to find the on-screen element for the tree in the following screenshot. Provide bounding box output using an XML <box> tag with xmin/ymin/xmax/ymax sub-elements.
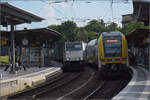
<box><xmin>83</xmin><ymin>19</ymin><xmax>106</xmax><ymax>41</ymax></box>
<box><xmin>48</xmin><ymin>20</ymin><xmax>78</xmax><ymax>43</ymax></box>
<box><xmin>87</xmin><ymin>32</ymin><xmax>99</xmax><ymax>41</ymax></box>
<box><xmin>58</xmin><ymin>21</ymin><xmax>78</xmax><ymax>42</ymax></box>
<box><xmin>85</xmin><ymin>19</ymin><xmax>106</xmax><ymax>33</ymax></box>
<box><xmin>100</xmin><ymin>19</ymin><xmax>105</xmax><ymax>25</ymax></box>
<box><xmin>106</xmin><ymin>22</ymin><xmax>121</xmax><ymax>32</ymax></box>
<box><xmin>76</xmin><ymin>27</ymin><xmax>89</xmax><ymax>42</ymax></box>
<box><xmin>48</xmin><ymin>25</ymin><xmax>59</xmax><ymax>30</ymax></box>
<box><xmin>47</xmin><ymin>20</ymin><xmax>146</xmax><ymax>43</ymax></box>
<box><xmin>121</xmin><ymin>21</ymin><xmax>145</xmax><ymax>34</ymax></box>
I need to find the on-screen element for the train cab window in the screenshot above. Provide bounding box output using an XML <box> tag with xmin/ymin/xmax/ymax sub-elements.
<box><xmin>103</xmin><ymin>36</ymin><xmax>122</xmax><ymax>57</ymax></box>
<box><xmin>65</xmin><ymin>42</ymin><xmax>82</xmax><ymax>51</ymax></box>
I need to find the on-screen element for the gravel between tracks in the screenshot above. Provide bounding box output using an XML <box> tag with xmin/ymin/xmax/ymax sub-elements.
<box><xmin>8</xmin><ymin>72</ymin><xmax>80</xmax><ymax>100</ymax></box>
<box><xmin>7</xmin><ymin>66</ymin><xmax>131</xmax><ymax>100</ymax></box>
<box><xmin>36</xmin><ymin>65</ymin><xmax>96</xmax><ymax>100</ymax></box>
<box><xmin>58</xmin><ymin>68</ymin><xmax>131</xmax><ymax>100</ymax></box>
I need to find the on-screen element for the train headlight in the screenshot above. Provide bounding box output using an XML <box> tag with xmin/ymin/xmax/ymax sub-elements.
<box><xmin>80</xmin><ymin>57</ymin><xmax>83</xmax><ymax>60</ymax></box>
<box><xmin>66</xmin><ymin>58</ymin><xmax>70</xmax><ymax>61</ymax></box>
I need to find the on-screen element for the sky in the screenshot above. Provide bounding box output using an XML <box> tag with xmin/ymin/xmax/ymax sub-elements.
<box><xmin>1</xmin><ymin>0</ymin><xmax>133</xmax><ymax>30</ymax></box>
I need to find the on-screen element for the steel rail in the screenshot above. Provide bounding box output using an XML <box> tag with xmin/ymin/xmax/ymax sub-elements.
<box><xmin>31</xmin><ymin>73</ymin><xmax>81</xmax><ymax>99</ymax></box>
<box><xmin>8</xmin><ymin>73</ymin><xmax>80</xmax><ymax>100</ymax></box>
<box><xmin>83</xmin><ymin>81</ymin><xmax>106</xmax><ymax>100</ymax></box>
<box><xmin>57</xmin><ymin>72</ymin><xmax>95</xmax><ymax>100</ymax></box>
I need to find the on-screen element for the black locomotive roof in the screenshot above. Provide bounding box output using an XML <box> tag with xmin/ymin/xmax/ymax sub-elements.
<box><xmin>102</xmin><ymin>31</ymin><xmax>122</xmax><ymax>37</ymax></box>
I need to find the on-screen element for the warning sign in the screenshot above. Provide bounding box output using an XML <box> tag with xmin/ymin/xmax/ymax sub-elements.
<box><xmin>1</xmin><ymin>36</ymin><xmax>7</xmax><ymax>45</ymax></box>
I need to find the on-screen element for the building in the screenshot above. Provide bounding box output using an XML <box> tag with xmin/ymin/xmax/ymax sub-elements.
<box><xmin>124</xmin><ymin>0</ymin><xmax>150</xmax><ymax>70</ymax></box>
<box><xmin>0</xmin><ymin>3</ymin><xmax>62</xmax><ymax>73</ymax></box>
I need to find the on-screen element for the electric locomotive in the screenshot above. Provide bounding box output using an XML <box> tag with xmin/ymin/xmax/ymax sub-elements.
<box><xmin>62</xmin><ymin>41</ymin><xmax>86</xmax><ymax>71</ymax></box>
<box><xmin>98</xmin><ymin>31</ymin><xmax>129</xmax><ymax>75</ymax></box>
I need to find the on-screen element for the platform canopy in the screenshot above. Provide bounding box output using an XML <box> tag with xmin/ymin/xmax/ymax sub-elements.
<box><xmin>15</xmin><ymin>28</ymin><xmax>62</xmax><ymax>43</ymax></box>
<box><xmin>1</xmin><ymin>28</ymin><xmax>62</xmax><ymax>45</ymax></box>
<box><xmin>0</xmin><ymin>2</ymin><xmax>44</xmax><ymax>73</ymax></box>
<box><xmin>0</xmin><ymin>2</ymin><xmax>44</xmax><ymax>26</ymax></box>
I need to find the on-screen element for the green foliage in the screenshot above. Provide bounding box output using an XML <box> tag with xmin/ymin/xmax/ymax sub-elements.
<box><xmin>85</xmin><ymin>19</ymin><xmax>106</xmax><ymax>33</ymax></box>
<box><xmin>76</xmin><ymin>27</ymin><xmax>88</xmax><ymax>42</ymax></box>
<box><xmin>106</xmin><ymin>22</ymin><xmax>121</xmax><ymax>32</ymax></box>
<box><xmin>48</xmin><ymin>25</ymin><xmax>59</xmax><ymax>30</ymax></box>
<box><xmin>48</xmin><ymin>20</ymin><xmax>147</xmax><ymax>43</ymax></box>
<box><xmin>48</xmin><ymin>21</ymin><xmax>78</xmax><ymax>44</ymax></box>
<box><xmin>87</xmin><ymin>31</ymin><xmax>99</xmax><ymax>42</ymax></box>
<box><xmin>58</xmin><ymin>21</ymin><xmax>78</xmax><ymax>41</ymax></box>
<box><xmin>121</xmin><ymin>21</ymin><xmax>145</xmax><ymax>34</ymax></box>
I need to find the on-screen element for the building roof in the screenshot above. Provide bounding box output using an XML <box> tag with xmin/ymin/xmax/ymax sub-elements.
<box><xmin>15</xmin><ymin>28</ymin><xmax>62</xmax><ymax>42</ymax></box>
<box><xmin>122</xmin><ymin>14</ymin><xmax>134</xmax><ymax>25</ymax></box>
<box><xmin>133</xmin><ymin>0</ymin><xmax>150</xmax><ymax>25</ymax></box>
<box><xmin>0</xmin><ymin>2</ymin><xmax>44</xmax><ymax>25</ymax></box>
<box><xmin>133</xmin><ymin>0</ymin><xmax>150</xmax><ymax>3</ymax></box>
<box><xmin>1</xmin><ymin>28</ymin><xmax>62</xmax><ymax>43</ymax></box>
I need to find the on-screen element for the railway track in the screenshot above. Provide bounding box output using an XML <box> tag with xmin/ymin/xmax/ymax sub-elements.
<box><xmin>83</xmin><ymin>70</ymin><xmax>132</xmax><ymax>100</ymax></box>
<box><xmin>83</xmin><ymin>81</ymin><xmax>106</xmax><ymax>100</ymax></box>
<box><xmin>8</xmin><ymin>65</ymin><xmax>95</xmax><ymax>100</ymax></box>
<box><xmin>8</xmin><ymin>72</ymin><xmax>81</xmax><ymax>100</ymax></box>
<box><xmin>35</xmin><ymin>65</ymin><xmax>96</xmax><ymax>100</ymax></box>
<box><xmin>57</xmin><ymin>68</ymin><xmax>131</xmax><ymax>100</ymax></box>
<box><xmin>8</xmin><ymin>65</ymin><xmax>131</xmax><ymax>100</ymax></box>
<box><xmin>84</xmin><ymin>80</ymin><xmax>130</xmax><ymax>100</ymax></box>
<box><xmin>56</xmin><ymin>72</ymin><xmax>97</xmax><ymax>100</ymax></box>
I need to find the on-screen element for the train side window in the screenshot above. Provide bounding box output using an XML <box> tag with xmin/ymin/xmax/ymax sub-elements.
<box><xmin>88</xmin><ymin>39</ymin><xmax>97</xmax><ymax>46</ymax></box>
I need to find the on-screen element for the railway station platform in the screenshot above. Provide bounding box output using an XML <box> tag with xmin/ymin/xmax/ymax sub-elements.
<box><xmin>112</xmin><ymin>66</ymin><xmax>150</xmax><ymax>100</ymax></box>
<box><xmin>0</xmin><ymin>62</ymin><xmax>62</xmax><ymax>97</ymax></box>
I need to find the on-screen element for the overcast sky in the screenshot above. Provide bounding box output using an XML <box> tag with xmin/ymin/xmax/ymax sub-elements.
<box><xmin>2</xmin><ymin>0</ymin><xmax>133</xmax><ymax>30</ymax></box>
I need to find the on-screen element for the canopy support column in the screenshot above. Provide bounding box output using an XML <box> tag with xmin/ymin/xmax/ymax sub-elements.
<box><xmin>148</xmin><ymin>34</ymin><xmax>150</xmax><ymax>72</ymax></box>
<box><xmin>9</xmin><ymin>24</ymin><xmax>15</xmax><ymax>74</ymax></box>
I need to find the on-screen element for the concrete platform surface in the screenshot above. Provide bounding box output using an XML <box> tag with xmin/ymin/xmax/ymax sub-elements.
<box><xmin>0</xmin><ymin>61</ymin><xmax>62</xmax><ymax>80</ymax></box>
<box><xmin>112</xmin><ymin>66</ymin><xmax>150</xmax><ymax>100</ymax></box>
<box><xmin>0</xmin><ymin>67</ymin><xmax>60</xmax><ymax>80</ymax></box>
<box><xmin>0</xmin><ymin>63</ymin><xmax>62</xmax><ymax>97</ymax></box>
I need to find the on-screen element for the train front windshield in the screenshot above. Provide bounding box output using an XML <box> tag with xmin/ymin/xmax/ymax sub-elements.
<box><xmin>66</xmin><ymin>43</ymin><xmax>82</xmax><ymax>51</ymax></box>
<box><xmin>103</xmin><ymin>36</ymin><xmax>122</xmax><ymax>57</ymax></box>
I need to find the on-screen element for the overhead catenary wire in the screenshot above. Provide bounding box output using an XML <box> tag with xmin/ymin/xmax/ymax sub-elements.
<box><xmin>71</xmin><ymin>1</ymin><xmax>77</xmax><ymax>22</ymax></box>
<box><xmin>41</xmin><ymin>0</ymin><xmax>131</xmax><ymax>26</ymax></box>
<box><xmin>50</xmin><ymin>4</ymin><xmax>69</xmax><ymax>20</ymax></box>
<box><xmin>42</xmin><ymin>1</ymin><xmax>70</xmax><ymax>21</ymax></box>
<box><xmin>110</xmin><ymin>0</ymin><xmax>114</xmax><ymax>23</ymax></box>
<box><xmin>52</xmin><ymin>0</ymin><xmax>131</xmax><ymax>2</ymax></box>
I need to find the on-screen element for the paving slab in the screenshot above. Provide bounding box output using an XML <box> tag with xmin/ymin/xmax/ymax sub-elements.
<box><xmin>112</xmin><ymin>66</ymin><xmax>150</xmax><ymax>100</ymax></box>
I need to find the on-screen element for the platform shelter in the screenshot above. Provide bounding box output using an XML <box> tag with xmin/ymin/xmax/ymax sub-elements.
<box><xmin>126</xmin><ymin>28</ymin><xmax>150</xmax><ymax>70</ymax></box>
<box><xmin>124</xmin><ymin>0</ymin><xmax>150</xmax><ymax>71</ymax></box>
<box><xmin>1</xmin><ymin>28</ymin><xmax>62</xmax><ymax>68</ymax></box>
<box><xmin>0</xmin><ymin>2</ymin><xmax>44</xmax><ymax>73</ymax></box>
